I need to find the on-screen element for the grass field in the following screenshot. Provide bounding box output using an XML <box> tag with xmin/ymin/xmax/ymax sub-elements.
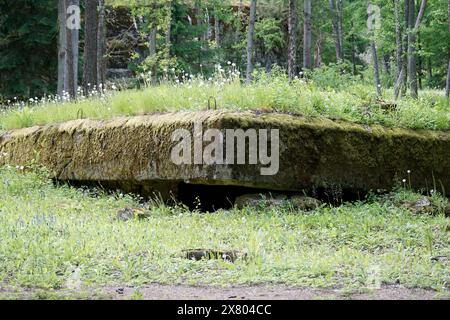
<box><xmin>0</xmin><ymin>166</ymin><xmax>448</xmax><ymax>299</ymax></box>
<box><xmin>1</xmin><ymin>71</ymin><xmax>449</xmax><ymax>131</ymax></box>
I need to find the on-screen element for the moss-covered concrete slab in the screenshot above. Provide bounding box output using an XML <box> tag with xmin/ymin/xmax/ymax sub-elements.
<box><xmin>0</xmin><ymin>110</ymin><xmax>449</xmax><ymax>197</ymax></box>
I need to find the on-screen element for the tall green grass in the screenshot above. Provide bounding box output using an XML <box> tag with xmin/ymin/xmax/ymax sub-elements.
<box><xmin>0</xmin><ymin>167</ymin><xmax>449</xmax><ymax>292</ymax></box>
<box><xmin>1</xmin><ymin>71</ymin><xmax>449</xmax><ymax>131</ymax></box>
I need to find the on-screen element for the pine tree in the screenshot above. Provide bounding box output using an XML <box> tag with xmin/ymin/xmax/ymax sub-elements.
<box><xmin>303</xmin><ymin>0</ymin><xmax>312</xmax><ymax>70</ymax></box>
<box><xmin>246</xmin><ymin>0</ymin><xmax>257</xmax><ymax>83</ymax></box>
<box><xmin>83</xmin><ymin>0</ymin><xmax>99</xmax><ymax>93</ymax></box>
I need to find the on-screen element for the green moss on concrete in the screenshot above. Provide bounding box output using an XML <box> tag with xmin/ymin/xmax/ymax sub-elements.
<box><xmin>0</xmin><ymin>110</ymin><xmax>449</xmax><ymax>197</ymax></box>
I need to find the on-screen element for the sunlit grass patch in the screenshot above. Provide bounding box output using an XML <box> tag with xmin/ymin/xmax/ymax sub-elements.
<box><xmin>0</xmin><ymin>69</ymin><xmax>449</xmax><ymax>131</ymax></box>
<box><xmin>0</xmin><ymin>167</ymin><xmax>448</xmax><ymax>292</ymax></box>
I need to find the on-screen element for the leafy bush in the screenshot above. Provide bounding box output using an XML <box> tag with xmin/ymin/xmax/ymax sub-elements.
<box><xmin>306</xmin><ymin>62</ymin><xmax>361</xmax><ymax>90</ymax></box>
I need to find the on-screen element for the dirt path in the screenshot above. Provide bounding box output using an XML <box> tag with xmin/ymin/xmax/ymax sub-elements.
<box><xmin>103</xmin><ymin>284</ymin><xmax>447</xmax><ymax>300</ymax></box>
<box><xmin>1</xmin><ymin>284</ymin><xmax>447</xmax><ymax>300</ymax></box>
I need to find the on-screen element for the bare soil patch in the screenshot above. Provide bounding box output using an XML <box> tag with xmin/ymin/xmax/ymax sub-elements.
<box><xmin>103</xmin><ymin>284</ymin><xmax>447</xmax><ymax>300</ymax></box>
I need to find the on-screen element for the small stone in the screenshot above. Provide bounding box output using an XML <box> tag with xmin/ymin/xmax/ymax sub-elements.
<box><xmin>401</xmin><ymin>197</ymin><xmax>445</xmax><ymax>215</ymax></box>
<box><xmin>415</xmin><ymin>197</ymin><xmax>431</xmax><ymax>208</ymax></box>
<box><xmin>116</xmin><ymin>207</ymin><xmax>133</xmax><ymax>221</ymax></box>
<box><xmin>116</xmin><ymin>207</ymin><xmax>149</xmax><ymax>221</ymax></box>
<box><xmin>415</xmin><ymin>198</ymin><xmax>434</xmax><ymax>214</ymax></box>
<box><xmin>234</xmin><ymin>193</ymin><xmax>287</xmax><ymax>209</ymax></box>
<box><xmin>289</xmin><ymin>195</ymin><xmax>322</xmax><ymax>211</ymax></box>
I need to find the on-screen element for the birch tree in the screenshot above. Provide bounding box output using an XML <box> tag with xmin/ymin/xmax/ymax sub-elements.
<box><xmin>83</xmin><ymin>0</ymin><xmax>99</xmax><ymax>93</ymax></box>
<box><xmin>287</xmin><ymin>0</ymin><xmax>298</xmax><ymax>80</ymax></box>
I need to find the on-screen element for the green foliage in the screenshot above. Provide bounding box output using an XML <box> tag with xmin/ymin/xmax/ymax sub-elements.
<box><xmin>0</xmin><ymin>0</ymin><xmax>449</xmax><ymax>101</ymax></box>
<box><xmin>170</xmin><ymin>1</ymin><xmax>216</xmax><ymax>74</ymax></box>
<box><xmin>419</xmin><ymin>0</ymin><xmax>450</xmax><ymax>87</ymax></box>
<box><xmin>0</xmin><ymin>0</ymin><xmax>58</xmax><ymax>101</ymax></box>
<box><xmin>254</xmin><ymin>17</ymin><xmax>284</xmax><ymax>54</ymax></box>
<box><xmin>306</xmin><ymin>62</ymin><xmax>360</xmax><ymax>90</ymax></box>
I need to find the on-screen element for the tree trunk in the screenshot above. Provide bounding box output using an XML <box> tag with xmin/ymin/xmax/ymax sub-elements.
<box><xmin>194</xmin><ymin>1</ymin><xmax>202</xmax><ymax>65</ymax></box>
<box><xmin>265</xmin><ymin>51</ymin><xmax>274</xmax><ymax>73</ymax></box>
<box><xmin>446</xmin><ymin>0</ymin><xmax>450</xmax><ymax>100</ymax></box>
<box><xmin>214</xmin><ymin>9</ymin><xmax>220</xmax><ymax>47</ymax></box>
<box><xmin>383</xmin><ymin>55</ymin><xmax>391</xmax><ymax>75</ymax></box>
<box><xmin>395</xmin><ymin>0</ymin><xmax>427</xmax><ymax>98</ymax></box>
<box><xmin>394</xmin><ymin>67</ymin><xmax>405</xmax><ymax>99</ymax></box>
<box><xmin>371</xmin><ymin>41</ymin><xmax>382</xmax><ymax>97</ymax></box>
<box><xmin>148</xmin><ymin>26</ymin><xmax>157</xmax><ymax>85</ymax></box>
<box><xmin>337</xmin><ymin>0</ymin><xmax>344</xmax><ymax>59</ymax></box>
<box><xmin>165</xmin><ymin>2</ymin><xmax>172</xmax><ymax>60</ymax></box>
<box><xmin>351</xmin><ymin>36</ymin><xmax>356</xmax><ymax>74</ymax></box>
<box><xmin>288</xmin><ymin>0</ymin><xmax>298</xmax><ymax>79</ymax></box>
<box><xmin>394</xmin><ymin>0</ymin><xmax>409</xmax><ymax>99</ymax></box>
<box><xmin>402</xmin><ymin>0</ymin><xmax>409</xmax><ymax>95</ymax></box>
<box><xmin>368</xmin><ymin>3</ymin><xmax>381</xmax><ymax>97</ymax></box>
<box><xmin>394</xmin><ymin>0</ymin><xmax>403</xmax><ymax>81</ymax></box>
<box><xmin>83</xmin><ymin>0</ymin><xmax>98</xmax><ymax>93</ymax></box>
<box><xmin>407</xmin><ymin>0</ymin><xmax>418</xmax><ymax>98</ymax></box>
<box><xmin>66</xmin><ymin>0</ymin><xmax>79</xmax><ymax>98</ymax></box>
<box><xmin>194</xmin><ymin>0</ymin><xmax>201</xmax><ymax>32</ymax></box>
<box><xmin>314</xmin><ymin>34</ymin><xmax>323</xmax><ymax>68</ymax></box>
<box><xmin>303</xmin><ymin>0</ymin><xmax>312</xmax><ymax>70</ymax></box>
<box><xmin>57</xmin><ymin>0</ymin><xmax>67</xmax><ymax>97</ymax></box>
<box><xmin>204</xmin><ymin>8</ymin><xmax>211</xmax><ymax>43</ymax></box>
<box><xmin>246</xmin><ymin>0</ymin><xmax>257</xmax><ymax>84</ymax></box>
<box><xmin>97</xmin><ymin>0</ymin><xmax>106</xmax><ymax>89</ymax></box>
<box><xmin>329</xmin><ymin>0</ymin><xmax>343</xmax><ymax>61</ymax></box>
<box><xmin>426</xmin><ymin>57</ymin><xmax>432</xmax><ymax>86</ymax></box>
<box><xmin>350</xmin><ymin>21</ymin><xmax>356</xmax><ymax>75</ymax></box>
<box><xmin>235</xmin><ymin>0</ymin><xmax>243</xmax><ymax>43</ymax></box>
<box><xmin>407</xmin><ymin>0</ymin><xmax>427</xmax><ymax>99</ymax></box>
<box><xmin>446</xmin><ymin>55</ymin><xmax>450</xmax><ymax>100</ymax></box>
<box><xmin>417</xmin><ymin>31</ymin><xmax>423</xmax><ymax>90</ymax></box>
